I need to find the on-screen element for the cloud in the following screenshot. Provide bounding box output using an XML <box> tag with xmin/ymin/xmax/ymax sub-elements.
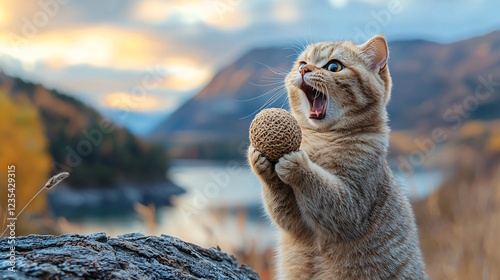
<box><xmin>159</xmin><ymin>59</ymin><xmax>212</xmax><ymax>91</ymax></box>
<box><xmin>0</xmin><ymin>55</ymin><xmax>202</xmax><ymax>113</ymax></box>
<box><xmin>0</xmin><ymin>6</ymin><xmax>8</xmax><ymax>27</ymax></box>
<box><xmin>102</xmin><ymin>91</ymin><xmax>178</xmax><ymax>112</ymax></box>
<box><xmin>131</xmin><ymin>0</ymin><xmax>176</xmax><ymax>23</ymax></box>
<box><xmin>0</xmin><ymin>0</ymin><xmax>499</xmax><ymax>124</ymax></box>
<box><xmin>0</xmin><ymin>26</ymin><xmax>167</xmax><ymax>68</ymax></box>
<box><xmin>0</xmin><ymin>21</ymin><xmax>214</xmax><ymax>110</ymax></box>
<box><xmin>328</xmin><ymin>0</ymin><xmax>349</xmax><ymax>9</ymax></box>
<box><xmin>273</xmin><ymin>1</ymin><xmax>300</xmax><ymax>23</ymax></box>
<box><xmin>328</xmin><ymin>0</ymin><xmax>396</xmax><ymax>8</ymax></box>
<box><xmin>132</xmin><ymin>0</ymin><xmax>250</xmax><ymax>30</ymax></box>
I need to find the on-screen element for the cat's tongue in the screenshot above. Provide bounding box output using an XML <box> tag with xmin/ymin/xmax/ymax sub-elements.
<box><xmin>310</xmin><ymin>94</ymin><xmax>326</xmax><ymax>119</ymax></box>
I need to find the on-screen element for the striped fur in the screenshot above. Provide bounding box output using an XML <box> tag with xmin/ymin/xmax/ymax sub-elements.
<box><xmin>248</xmin><ymin>35</ymin><xmax>428</xmax><ymax>279</ymax></box>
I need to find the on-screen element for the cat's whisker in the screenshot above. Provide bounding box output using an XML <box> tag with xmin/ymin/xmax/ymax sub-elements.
<box><xmin>282</xmin><ymin>46</ymin><xmax>301</xmax><ymax>55</ymax></box>
<box><xmin>254</xmin><ymin>61</ymin><xmax>288</xmax><ymax>77</ymax></box>
<box><xmin>319</xmin><ymin>83</ymin><xmax>327</xmax><ymax>95</ymax></box>
<box><xmin>303</xmin><ymin>34</ymin><xmax>311</xmax><ymax>49</ymax></box>
<box><xmin>249</xmin><ymin>88</ymin><xmax>285</xmax><ymax>108</ymax></box>
<box><xmin>235</xmin><ymin>84</ymin><xmax>285</xmax><ymax>102</ymax></box>
<box><xmin>258</xmin><ymin>88</ymin><xmax>287</xmax><ymax>108</ymax></box>
<box><xmin>239</xmin><ymin>88</ymin><xmax>287</xmax><ymax>120</ymax></box>
<box><xmin>284</xmin><ymin>38</ymin><xmax>307</xmax><ymax>55</ymax></box>
<box><xmin>283</xmin><ymin>45</ymin><xmax>303</xmax><ymax>57</ymax></box>
<box><xmin>314</xmin><ymin>90</ymin><xmax>321</xmax><ymax>100</ymax></box>
<box><xmin>260</xmin><ymin>76</ymin><xmax>285</xmax><ymax>81</ymax></box>
<box><xmin>279</xmin><ymin>94</ymin><xmax>289</xmax><ymax>109</ymax></box>
<box><xmin>249</xmin><ymin>81</ymin><xmax>284</xmax><ymax>87</ymax></box>
<box><xmin>322</xmin><ymin>84</ymin><xmax>330</xmax><ymax>99</ymax></box>
<box><xmin>294</xmin><ymin>38</ymin><xmax>308</xmax><ymax>52</ymax></box>
<box><xmin>284</xmin><ymin>50</ymin><xmax>300</xmax><ymax>59</ymax></box>
<box><xmin>285</xmin><ymin>53</ymin><xmax>299</xmax><ymax>59</ymax></box>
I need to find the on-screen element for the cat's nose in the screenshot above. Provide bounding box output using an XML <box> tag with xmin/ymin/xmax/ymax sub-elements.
<box><xmin>300</xmin><ymin>65</ymin><xmax>312</xmax><ymax>77</ymax></box>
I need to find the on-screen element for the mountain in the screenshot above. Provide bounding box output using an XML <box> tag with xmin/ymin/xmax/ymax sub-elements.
<box><xmin>0</xmin><ymin>72</ymin><xmax>174</xmax><ymax>189</ymax></box>
<box><xmin>388</xmin><ymin>31</ymin><xmax>500</xmax><ymax>130</ymax></box>
<box><xmin>150</xmin><ymin>47</ymin><xmax>294</xmax><ymax>159</ymax></box>
<box><xmin>150</xmin><ymin>31</ymin><xmax>500</xmax><ymax>159</ymax></box>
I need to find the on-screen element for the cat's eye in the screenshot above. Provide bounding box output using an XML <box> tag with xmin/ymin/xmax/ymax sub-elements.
<box><xmin>325</xmin><ymin>61</ymin><xmax>344</xmax><ymax>72</ymax></box>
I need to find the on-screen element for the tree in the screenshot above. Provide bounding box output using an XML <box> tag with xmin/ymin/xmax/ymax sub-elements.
<box><xmin>0</xmin><ymin>89</ymin><xmax>52</xmax><ymax>236</ymax></box>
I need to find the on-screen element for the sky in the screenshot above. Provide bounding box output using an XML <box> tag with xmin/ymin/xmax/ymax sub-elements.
<box><xmin>0</xmin><ymin>0</ymin><xmax>499</xmax><ymax>134</ymax></box>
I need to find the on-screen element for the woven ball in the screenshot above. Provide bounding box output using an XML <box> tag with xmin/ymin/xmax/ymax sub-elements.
<box><xmin>249</xmin><ymin>108</ymin><xmax>302</xmax><ymax>162</ymax></box>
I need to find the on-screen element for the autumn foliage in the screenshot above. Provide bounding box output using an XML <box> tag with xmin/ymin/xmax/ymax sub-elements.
<box><xmin>0</xmin><ymin>89</ymin><xmax>52</xmax><ymax>236</ymax></box>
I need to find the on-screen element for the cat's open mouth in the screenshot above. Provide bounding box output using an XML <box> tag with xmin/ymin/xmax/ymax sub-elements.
<box><xmin>300</xmin><ymin>83</ymin><xmax>327</xmax><ymax>120</ymax></box>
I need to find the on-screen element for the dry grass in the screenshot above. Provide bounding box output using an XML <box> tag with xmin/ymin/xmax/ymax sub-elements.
<box><xmin>229</xmin><ymin>208</ymin><xmax>275</xmax><ymax>280</ymax></box>
<box><xmin>134</xmin><ymin>202</ymin><xmax>157</xmax><ymax>235</ymax></box>
<box><xmin>414</xmin><ymin>151</ymin><xmax>500</xmax><ymax>279</ymax></box>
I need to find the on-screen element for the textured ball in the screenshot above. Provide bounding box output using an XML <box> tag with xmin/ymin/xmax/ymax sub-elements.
<box><xmin>249</xmin><ymin>108</ymin><xmax>302</xmax><ymax>162</ymax></box>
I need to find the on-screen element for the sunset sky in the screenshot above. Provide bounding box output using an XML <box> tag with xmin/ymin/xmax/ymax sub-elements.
<box><xmin>0</xmin><ymin>0</ymin><xmax>499</xmax><ymax>134</ymax></box>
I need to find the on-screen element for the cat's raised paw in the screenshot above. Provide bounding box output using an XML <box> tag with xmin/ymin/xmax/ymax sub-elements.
<box><xmin>275</xmin><ymin>150</ymin><xmax>310</xmax><ymax>185</ymax></box>
<box><xmin>248</xmin><ymin>145</ymin><xmax>276</xmax><ymax>181</ymax></box>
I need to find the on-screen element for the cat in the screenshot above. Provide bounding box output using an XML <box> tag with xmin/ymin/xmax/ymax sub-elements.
<box><xmin>248</xmin><ymin>35</ymin><xmax>429</xmax><ymax>279</ymax></box>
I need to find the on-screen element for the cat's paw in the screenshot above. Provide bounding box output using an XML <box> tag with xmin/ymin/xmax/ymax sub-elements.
<box><xmin>275</xmin><ymin>150</ymin><xmax>310</xmax><ymax>185</ymax></box>
<box><xmin>248</xmin><ymin>145</ymin><xmax>276</xmax><ymax>181</ymax></box>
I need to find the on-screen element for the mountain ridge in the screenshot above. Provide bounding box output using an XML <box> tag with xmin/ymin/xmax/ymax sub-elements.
<box><xmin>150</xmin><ymin>31</ymin><xmax>500</xmax><ymax>159</ymax></box>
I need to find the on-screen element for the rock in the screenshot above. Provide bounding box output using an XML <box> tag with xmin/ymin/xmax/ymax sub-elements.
<box><xmin>0</xmin><ymin>232</ymin><xmax>260</xmax><ymax>280</ymax></box>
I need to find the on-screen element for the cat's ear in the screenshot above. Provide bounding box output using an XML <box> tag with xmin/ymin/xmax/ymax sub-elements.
<box><xmin>360</xmin><ymin>35</ymin><xmax>389</xmax><ymax>71</ymax></box>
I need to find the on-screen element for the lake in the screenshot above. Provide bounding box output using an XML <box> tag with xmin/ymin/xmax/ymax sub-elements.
<box><xmin>68</xmin><ymin>159</ymin><xmax>443</xmax><ymax>249</ymax></box>
<box><xmin>169</xmin><ymin>159</ymin><xmax>444</xmax><ymax>209</ymax></box>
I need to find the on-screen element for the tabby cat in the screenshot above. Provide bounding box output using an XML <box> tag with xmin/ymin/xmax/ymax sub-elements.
<box><xmin>248</xmin><ymin>35</ymin><xmax>428</xmax><ymax>279</ymax></box>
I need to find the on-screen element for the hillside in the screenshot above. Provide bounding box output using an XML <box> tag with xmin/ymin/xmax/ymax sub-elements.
<box><xmin>150</xmin><ymin>48</ymin><xmax>293</xmax><ymax>159</ymax></box>
<box><xmin>388</xmin><ymin>31</ymin><xmax>500</xmax><ymax>130</ymax></box>
<box><xmin>150</xmin><ymin>31</ymin><xmax>500</xmax><ymax>159</ymax></box>
<box><xmin>0</xmin><ymin>72</ymin><xmax>172</xmax><ymax>188</ymax></box>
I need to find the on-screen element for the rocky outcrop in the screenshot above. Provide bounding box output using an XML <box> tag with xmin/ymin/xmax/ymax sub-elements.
<box><xmin>0</xmin><ymin>232</ymin><xmax>260</xmax><ymax>280</ymax></box>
